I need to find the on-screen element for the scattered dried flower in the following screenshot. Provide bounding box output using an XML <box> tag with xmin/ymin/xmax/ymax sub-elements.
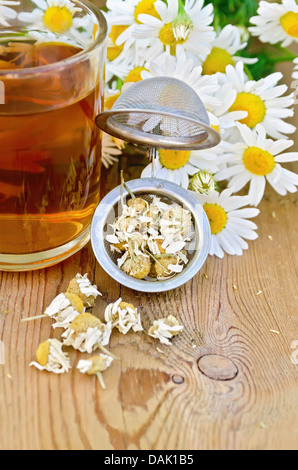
<box><xmin>61</xmin><ymin>313</ymin><xmax>112</xmax><ymax>354</ymax></box>
<box><xmin>67</xmin><ymin>273</ymin><xmax>102</xmax><ymax>308</ymax></box>
<box><xmin>77</xmin><ymin>354</ymin><xmax>114</xmax><ymax>389</ymax></box>
<box><xmin>147</xmin><ymin>315</ymin><xmax>184</xmax><ymax>345</ymax></box>
<box><xmin>30</xmin><ymin>339</ymin><xmax>71</xmax><ymax>374</ymax></box>
<box><xmin>104</xmin><ymin>298</ymin><xmax>143</xmax><ymax>334</ymax></box>
<box><xmin>47</xmin><ymin>292</ymin><xmax>85</xmax><ymax>329</ymax></box>
<box><xmin>21</xmin><ymin>292</ymin><xmax>85</xmax><ymax>326</ymax></box>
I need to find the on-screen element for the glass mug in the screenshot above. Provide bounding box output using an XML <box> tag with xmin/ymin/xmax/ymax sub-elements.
<box><xmin>0</xmin><ymin>0</ymin><xmax>107</xmax><ymax>271</ymax></box>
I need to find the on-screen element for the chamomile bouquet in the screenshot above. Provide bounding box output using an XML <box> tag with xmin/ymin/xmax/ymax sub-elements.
<box><xmin>102</xmin><ymin>0</ymin><xmax>298</xmax><ymax>258</ymax></box>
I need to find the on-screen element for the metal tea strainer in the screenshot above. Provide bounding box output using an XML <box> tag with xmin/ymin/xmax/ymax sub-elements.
<box><xmin>91</xmin><ymin>77</ymin><xmax>220</xmax><ymax>293</ymax></box>
<box><xmin>96</xmin><ymin>76</ymin><xmax>220</xmax><ymax>152</ymax></box>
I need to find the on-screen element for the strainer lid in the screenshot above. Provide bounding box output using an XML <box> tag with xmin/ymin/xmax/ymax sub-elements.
<box><xmin>96</xmin><ymin>77</ymin><xmax>221</xmax><ymax>151</ymax></box>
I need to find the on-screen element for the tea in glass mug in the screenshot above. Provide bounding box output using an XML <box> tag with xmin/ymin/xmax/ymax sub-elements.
<box><xmin>0</xmin><ymin>0</ymin><xmax>107</xmax><ymax>271</ymax></box>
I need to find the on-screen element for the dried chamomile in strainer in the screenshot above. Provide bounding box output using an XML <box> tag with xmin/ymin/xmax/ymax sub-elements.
<box><xmin>61</xmin><ymin>313</ymin><xmax>113</xmax><ymax>355</ymax></box>
<box><xmin>105</xmin><ymin>175</ymin><xmax>193</xmax><ymax>282</ymax></box>
<box><xmin>77</xmin><ymin>354</ymin><xmax>114</xmax><ymax>390</ymax></box>
<box><xmin>67</xmin><ymin>273</ymin><xmax>102</xmax><ymax>308</ymax></box>
<box><xmin>104</xmin><ymin>298</ymin><xmax>143</xmax><ymax>334</ymax></box>
<box><xmin>30</xmin><ymin>339</ymin><xmax>71</xmax><ymax>374</ymax></box>
<box><xmin>147</xmin><ymin>315</ymin><xmax>184</xmax><ymax>345</ymax></box>
<box><xmin>160</xmin><ymin>206</ymin><xmax>193</xmax><ymax>241</ymax></box>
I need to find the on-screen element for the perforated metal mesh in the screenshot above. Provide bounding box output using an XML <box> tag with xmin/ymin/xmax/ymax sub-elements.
<box><xmin>96</xmin><ymin>77</ymin><xmax>220</xmax><ymax>150</ymax></box>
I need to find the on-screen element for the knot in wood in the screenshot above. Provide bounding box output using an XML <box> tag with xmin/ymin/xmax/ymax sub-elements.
<box><xmin>198</xmin><ymin>354</ymin><xmax>238</xmax><ymax>381</ymax></box>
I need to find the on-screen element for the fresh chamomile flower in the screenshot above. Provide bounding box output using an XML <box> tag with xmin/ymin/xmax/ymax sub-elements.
<box><xmin>141</xmin><ymin>147</ymin><xmax>222</xmax><ymax>189</ymax></box>
<box><xmin>133</xmin><ymin>0</ymin><xmax>215</xmax><ymax>57</ymax></box>
<box><xmin>141</xmin><ymin>49</ymin><xmax>222</xmax><ymax>110</ymax></box>
<box><xmin>26</xmin><ymin>29</ymin><xmax>80</xmax><ymax>47</ymax></box>
<box><xmin>30</xmin><ymin>339</ymin><xmax>71</xmax><ymax>374</ymax></box>
<box><xmin>61</xmin><ymin>313</ymin><xmax>112</xmax><ymax>354</ymax></box>
<box><xmin>206</xmin><ymin>81</ymin><xmax>248</xmax><ymax>142</ymax></box>
<box><xmin>201</xmin><ymin>24</ymin><xmax>258</xmax><ymax>76</ymax></box>
<box><xmin>221</xmin><ymin>61</ymin><xmax>296</xmax><ymax>141</ymax></box>
<box><xmin>101</xmin><ymin>132</ymin><xmax>123</xmax><ymax>169</ymax></box>
<box><xmin>249</xmin><ymin>0</ymin><xmax>298</xmax><ymax>48</ymax></box>
<box><xmin>67</xmin><ymin>273</ymin><xmax>102</xmax><ymax>308</ymax></box>
<box><xmin>188</xmin><ymin>170</ymin><xmax>218</xmax><ymax>195</ymax></box>
<box><xmin>105</xmin><ymin>0</ymin><xmax>163</xmax><ymax>79</ymax></box>
<box><xmin>0</xmin><ymin>0</ymin><xmax>19</xmax><ymax>26</ymax></box>
<box><xmin>147</xmin><ymin>315</ymin><xmax>184</xmax><ymax>345</ymax></box>
<box><xmin>215</xmin><ymin>123</ymin><xmax>298</xmax><ymax>207</ymax></box>
<box><xmin>18</xmin><ymin>0</ymin><xmax>84</xmax><ymax>37</ymax></box>
<box><xmin>104</xmin><ymin>298</ymin><xmax>143</xmax><ymax>334</ymax></box>
<box><xmin>193</xmin><ymin>188</ymin><xmax>260</xmax><ymax>259</ymax></box>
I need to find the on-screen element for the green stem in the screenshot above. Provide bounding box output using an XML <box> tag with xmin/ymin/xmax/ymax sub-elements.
<box><xmin>121</xmin><ymin>170</ymin><xmax>135</xmax><ymax>200</ymax></box>
<box><xmin>96</xmin><ymin>372</ymin><xmax>106</xmax><ymax>390</ymax></box>
<box><xmin>98</xmin><ymin>344</ymin><xmax>120</xmax><ymax>361</ymax></box>
<box><xmin>21</xmin><ymin>314</ymin><xmax>48</xmax><ymax>322</ymax></box>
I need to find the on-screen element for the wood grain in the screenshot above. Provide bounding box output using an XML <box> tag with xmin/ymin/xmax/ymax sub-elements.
<box><xmin>0</xmin><ymin>150</ymin><xmax>297</xmax><ymax>450</ymax></box>
<box><xmin>0</xmin><ymin>0</ymin><xmax>298</xmax><ymax>451</ymax></box>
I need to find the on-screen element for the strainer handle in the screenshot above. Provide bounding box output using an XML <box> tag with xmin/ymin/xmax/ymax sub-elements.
<box><xmin>148</xmin><ymin>148</ymin><xmax>157</xmax><ymax>178</ymax></box>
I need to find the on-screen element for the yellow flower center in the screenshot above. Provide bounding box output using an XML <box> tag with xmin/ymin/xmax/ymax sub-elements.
<box><xmin>36</xmin><ymin>340</ymin><xmax>51</xmax><ymax>367</ymax></box>
<box><xmin>107</xmin><ymin>25</ymin><xmax>128</xmax><ymax>61</ymax></box>
<box><xmin>280</xmin><ymin>11</ymin><xmax>298</xmax><ymax>38</ymax></box>
<box><xmin>124</xmin><ymin>66</ymin><xmax>148</xmax><ymax>83</ymax></box>
<box><xmin>134</xmin><ymin>0</ymin><xmax>161</xmax><ymax>24</ymax></box>
<box><xmin>211</xmin><ymin>124</ymin><xmax>220</xmax><ymax>132</ymax></box>
<box><xmin>105</xmin><ymin>92</ymin><xmax>121</xmax><ymax>110</ymax></box>
<box><xmin>243</xmin><ymin>146</ymin><xmax>275</xmax><ymax>176</ymax></box>
<box><xmin>43</xmin><ymin>6</ymin><xmax>73</xmax><ymax>34</ymax></box>
<box><xmin>159</xmin><ymin>149</ymin><xmax>190</xmax><ymax>170</ymax></box>
<box><xmin>230</xmin><ymin>92</ymin><xmax>266</xmax><ymax>128</ymax></box>
<box><xmin>159</xmin><ymin>23</ymin><xmax>187</xmax><ymax>54</ymax></box>
<box><xmin>203</xmin><ymin>203</ymin><xmax>227</xmax><ymax>235</ymax></box>
<box><xmin>202</xmin><ymin>47</ymin><xmax>234</xmax><ymax>75</ymax></box>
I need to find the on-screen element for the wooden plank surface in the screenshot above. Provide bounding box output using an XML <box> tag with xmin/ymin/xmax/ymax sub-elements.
<box><xmin>0</xmin><ymin>151</ymin><xmax>297</xmax><ymax>451</ymax></box>
<box><xmin>0</xmin><ymin>0</ymin><xmax>298</xmax><ymax>451</ymax></box>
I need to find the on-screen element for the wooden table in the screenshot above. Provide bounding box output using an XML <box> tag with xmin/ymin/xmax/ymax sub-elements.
<box><xmin>0</xmin><ymin>0</ymin><xmax>298</xmax><ymax>451</ymax></box>
<box><xmin>0</xmin><ymin>149</ymin><xmax>297</xmax><ymax>450</ymax></box>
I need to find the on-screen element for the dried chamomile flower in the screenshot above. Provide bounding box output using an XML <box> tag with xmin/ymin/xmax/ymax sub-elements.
<box><xmin>61</xmin><ymin>312</ymin><xmax>113</xmax><ymax>354</ymax></box>
<box><xmin>160</xmin><ymin>206</ymin><xmax>193</xmax><ymax>241</ymax></box>
<box><xmin>127</xmin><ymin>197</ymin><xmax>148</xmax><ymax>213</ymax></box>
<box><xmin>104</xmin><ymin>298</ymin><xmax>143</xmax><ymax>334</ymax></box>
<box><xmin>30</xmin><ymin>339</ymin><xmax>71</xmax><ymax>374</ymax></box>
<box><xmin>115</xmin><ymin>215</ymin><xmax>141</xmax><ymax>234</ymax></box>
<box><xmin>147</xmin><ymin>237</ymin><xmax>166</xmax><ymax>256</ymax></box>
<box><xmin>22</xmin><ymin>292</ymin><xmax>85</xmax><ymax>326</ymax></box>
<box><xmin>147</xmin><ymin>315</ymin><xmax>184</xmax><ymax>345</ymax></box>
<box><xmin>152</xmin><ymin>256</ymin><xmax>184</xmax><ymax>279</ymax></box>
<box><xmin>67</xmin><ymin>273</ymin><xmax>102</xmax><ymax>308</ymax></box>
<box><xmin>77</xmin><ymin>354</ymin><xmax>114</xmax><ymax>389</ymax></box>
<box><xmin>47</xmin><ymin>292</ymin><xmax>85</xmax><ymax>329</ymax></box>
<box><xmin>104</xmin><ymin>175</ymin><xmax>193</xmax><ymax>282</ymax></box>
<box><xmin>121</xmin><ymin>254</ymin><xmax>151</xmax><ymax>280</ymax></box>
